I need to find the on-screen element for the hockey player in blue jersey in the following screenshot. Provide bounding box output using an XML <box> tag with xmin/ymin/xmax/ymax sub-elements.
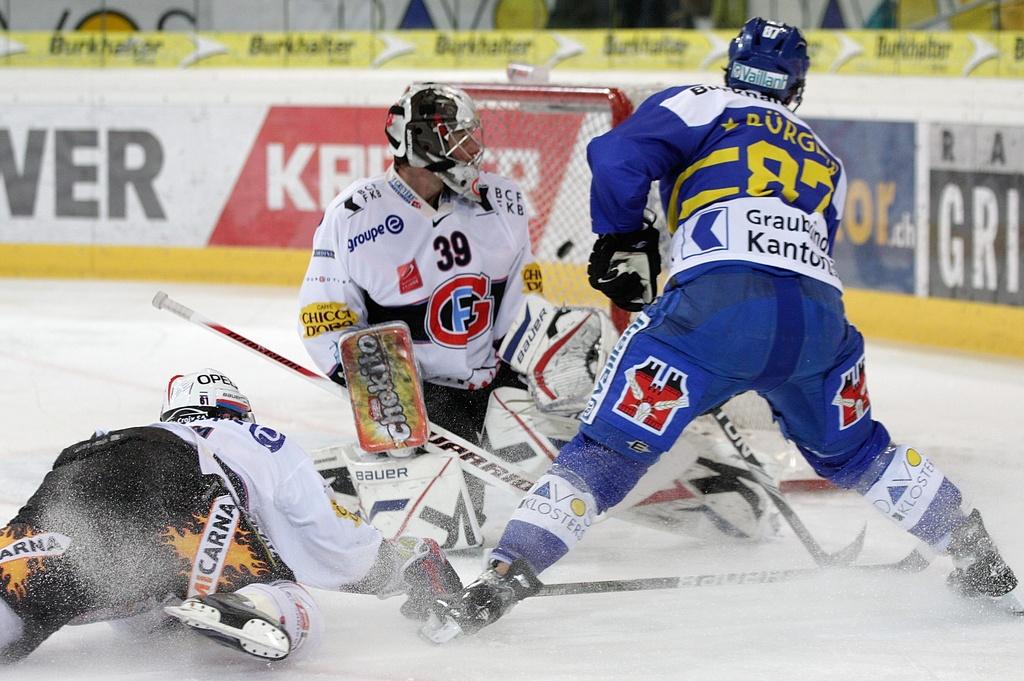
<box><xmin>422</xmin><ymin>17</ymin><xmax>1023</xmax><ymax>642</ymax></box>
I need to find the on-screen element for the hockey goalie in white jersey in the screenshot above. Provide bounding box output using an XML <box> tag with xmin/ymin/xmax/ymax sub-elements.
<box><xmin>297</xmin><ymin>83</ymin><xmax>775</xmax><ymax>548</ymax></box>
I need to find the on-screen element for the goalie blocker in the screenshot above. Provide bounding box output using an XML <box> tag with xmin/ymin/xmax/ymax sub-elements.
<box><xmin>338</xmin><ymin>322</ymin><xmax>428</xmax><ymax>455</ymax></box>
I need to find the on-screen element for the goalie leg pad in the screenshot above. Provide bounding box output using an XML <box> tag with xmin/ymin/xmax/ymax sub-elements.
<box><xmin>617</xmin><ymin>434</ymin><xmax>777</xmax><ymax>541</ymax></box>
<box><xmin>343</xmin><ymin>448</ymin><xmax>484</xmax><ymax>550</ymax></box>
<box><xmin>483</xmin><ymin>387</ymin><xmax>561</xmax><ymax>477</ymax></box>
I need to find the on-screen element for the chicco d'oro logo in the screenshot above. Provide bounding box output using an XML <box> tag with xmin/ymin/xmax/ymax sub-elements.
<box><xmin>426</xmin><ymin>273</ymin><xmax>494</xmax><ymax>348</ymax></box>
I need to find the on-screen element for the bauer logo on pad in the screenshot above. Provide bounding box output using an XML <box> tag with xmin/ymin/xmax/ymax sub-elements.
<box><xmin>339</xmin><ymin>322</ymin><xmax>428</xmax><ymax>453</ymax></box>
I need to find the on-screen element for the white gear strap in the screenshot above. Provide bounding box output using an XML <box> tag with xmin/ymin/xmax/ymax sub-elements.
<box><xmin>188</xmin><ymin>438</ymin><xmax>245</xmax><ymax>598</ymax></box>
<box><xmin>483</xmin><ymin>387</ymin><xmax>561</xmax><ymax>477</ymax></box>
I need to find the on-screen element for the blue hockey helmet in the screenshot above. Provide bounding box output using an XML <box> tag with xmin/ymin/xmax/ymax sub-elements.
<box><xmin>725</xmin><ymin>18</ymin><xmax>810</xmax><ymax>109</ymax></box>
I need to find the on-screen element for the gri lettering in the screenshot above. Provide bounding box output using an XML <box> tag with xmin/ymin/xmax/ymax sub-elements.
<box><xmin>937</xmin><ymin>183</ymin><xmax>1020</xmax><ymax>295</ymax></box>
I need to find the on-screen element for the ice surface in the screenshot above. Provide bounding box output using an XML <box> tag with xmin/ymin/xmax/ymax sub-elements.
<box><xmin>1</xmin><ymin>279</ymin><xmax>1022</xmax><ymax>680</ymax></box>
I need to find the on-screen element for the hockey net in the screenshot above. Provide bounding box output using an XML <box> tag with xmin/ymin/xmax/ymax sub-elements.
<box><xmin>456</xmin><ymin>83</ymin><xmax>826</xmax><ymax>491</ymax></box>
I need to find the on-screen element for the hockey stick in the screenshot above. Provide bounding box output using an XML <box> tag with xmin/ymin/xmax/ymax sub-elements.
<box><xmin>535</xmin><ymin>547</ymin><xmax>932</xmax><ymax>597</ymax></box>
<box><xmin>711</xmin><ymin>408</ymin><xmax>866</xmax><ymax>567</ymax></box>
<box><xmin>151</xmin><ymin>291</ymin><xmax>536</xmax><ymax>497</ymax></box>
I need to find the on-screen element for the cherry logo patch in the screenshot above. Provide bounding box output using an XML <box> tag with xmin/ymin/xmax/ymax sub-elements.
<box><xmin>613</xmin><ymin>356</ymin><xmax>689</xmax><ymax>435</ymax></box>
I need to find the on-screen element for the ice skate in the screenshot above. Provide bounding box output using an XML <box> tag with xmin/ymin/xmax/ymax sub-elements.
<box><xmin>164</xmin><ymin>591</ymin><xmax>291</xmax><ymax>660</ymax></box>
<box><xmin>946</xmin><ymin>509</ymin><xmax>1023</xmax><ymax>615</ymax></box>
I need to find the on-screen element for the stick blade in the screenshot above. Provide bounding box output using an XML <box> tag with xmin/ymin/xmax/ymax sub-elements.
<box><xmin>819</xmin><ymin>523</ymin><xmax>867</xmax><ymax>567</ymax></box>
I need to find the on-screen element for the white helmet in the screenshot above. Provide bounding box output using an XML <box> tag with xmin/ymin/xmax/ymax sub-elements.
<box><xmin>159</xmin><ymin>369</ymin><xmax>254</xmax><ymax>424</ymax></box>
<box><xmin>385</xmin><ymin>83</ymin><xmax>484</xmax><ymax>200</ymax></box>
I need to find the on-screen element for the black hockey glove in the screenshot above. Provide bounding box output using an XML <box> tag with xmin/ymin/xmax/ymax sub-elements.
<box><xmin>420</xmin><ymin>558</ymin><xmax>542</xmax><ymax>643</ymax></box>
<box><xmin>394</xmin><ymin>537</ymin><xmax>464</xmax><ymax>621</ymax></box>
<box><xmin>587</xmin><ymin>224</ymin><xmax>661</xmax><ymax>312</ymax></box>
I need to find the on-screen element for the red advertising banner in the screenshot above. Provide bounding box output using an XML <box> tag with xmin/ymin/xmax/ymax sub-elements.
<box><xmin>211</xmin><ymin>105</ymin><xmax>586</xmax><ymax>251</ymax></box>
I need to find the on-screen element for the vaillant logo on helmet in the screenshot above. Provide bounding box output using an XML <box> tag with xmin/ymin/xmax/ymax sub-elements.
<box><xmin>731</xmin><ymin>63</ymin><xmax>788</xmax><ymax>90</ymax></box>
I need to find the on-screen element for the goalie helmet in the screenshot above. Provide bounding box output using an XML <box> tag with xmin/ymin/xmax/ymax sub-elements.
<box><xmin>159</xmin><ymin>369</ymin><xmax>254</xmax><ymax>424</ymax></box>
<box><xmin>385</xmin><ymin>83</ymin><xmax>484</xmax><ymax>200</ymax></box>
<box><xmin>725</xmin><ymin>17</ymin><xmax>809</xmax><ymax>110</ymax></box>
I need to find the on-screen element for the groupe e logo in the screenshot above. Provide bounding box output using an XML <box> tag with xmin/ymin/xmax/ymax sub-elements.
<box><xmin>347</xmin><ymin>214</ymin><xmax>405</xmax><ymax>252</ymax></box>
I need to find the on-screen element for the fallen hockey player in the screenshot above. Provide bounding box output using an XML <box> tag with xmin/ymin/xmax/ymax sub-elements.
<box><xmin>0</xmin><ymin>369</ymin><xmax>461</xmax><ymax>665</ymax></box>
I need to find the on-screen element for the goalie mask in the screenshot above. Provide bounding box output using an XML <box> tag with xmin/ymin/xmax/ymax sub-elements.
<box><xmin>160</xmin><ymin>369</ymin><xmax>254</xmax><ymax>424</ymax></box>
<box><xmin>385</xmin><ymin>83</ymin><xmax>484</xmax><ymax>200</ymax></box>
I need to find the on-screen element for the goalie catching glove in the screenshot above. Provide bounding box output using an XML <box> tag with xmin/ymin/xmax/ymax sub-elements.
<box><xmin>498</xmin><ymin>296</ymin><xmax>617</xmax><ymax>419</ymax></box>
<box><xmin>587</xmin><ymin>212</ymin><xmax>661</xmax><ymax>312</ymax></box>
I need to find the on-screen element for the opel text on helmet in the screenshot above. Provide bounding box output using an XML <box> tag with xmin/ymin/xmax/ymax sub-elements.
<box><xmin>725</xmin><ymin>17</ymin><xmax>810</xmax><ymax>110</ymax></box>
<box><xmin>385</xmin><ymin>83</ymin><xmax>485</xmax><ymax>200</ymax></box>
<box><xmin>160</xmin><ymin>369</ymin><xmax>254</xmax><ymax>424</ymax></box>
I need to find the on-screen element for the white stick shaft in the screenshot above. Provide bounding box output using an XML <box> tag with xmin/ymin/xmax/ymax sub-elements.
<box><xmin>153</xmin><ymin>290</ymin><xmax>345</xmax><ymax>399</ymax></box>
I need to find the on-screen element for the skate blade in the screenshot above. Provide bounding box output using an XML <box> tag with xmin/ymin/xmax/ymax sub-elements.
<box><xmin>419</xmin><ymin>612</ymin><xmax>464</xmax><ymax>645</ymax></box>
<box><xmin>164</xmin><ymin>602</ymin><xmax>290</xmax><ymax>660</ymax></box>
<box><xmin>991</xmin><ymin>586</ymin><xmax>1024</xmax><ymax>616</ymax></box>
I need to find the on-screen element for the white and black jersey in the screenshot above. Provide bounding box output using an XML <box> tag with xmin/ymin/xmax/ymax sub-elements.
<box><xmin>299</xmin><ymin>167</ymin><xmax>540</xmax><ymax>390</ymax></box>
<box><xmin>156</xmin><ymin>418</ymin><xmax>384</xmax><ymax>590</ymax></box>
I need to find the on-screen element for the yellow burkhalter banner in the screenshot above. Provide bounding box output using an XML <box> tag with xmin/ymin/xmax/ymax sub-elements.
<box><xmin>1</xmin><ymin>29</ymin><xmax>1022</xmax><ymax>77</ymax></box>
